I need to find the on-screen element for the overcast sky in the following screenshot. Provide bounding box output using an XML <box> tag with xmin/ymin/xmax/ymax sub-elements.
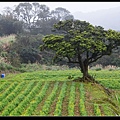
<box><xmin>0</xmin><ymin>2</ymin><xmax>120</xmax><ymax>13</ymax></box>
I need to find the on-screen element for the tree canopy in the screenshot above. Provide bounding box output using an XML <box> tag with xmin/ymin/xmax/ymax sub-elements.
<box><xmin>40</xmin><ymin>19</ymin><xmax>120</xmax><ymax>82</ymax></box>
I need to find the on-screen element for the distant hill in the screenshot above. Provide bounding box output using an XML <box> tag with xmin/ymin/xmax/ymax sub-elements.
<box><xmin>72</xmin><ymin>6</ymin><xmax>120</xmax><ymax>31</ymax></box>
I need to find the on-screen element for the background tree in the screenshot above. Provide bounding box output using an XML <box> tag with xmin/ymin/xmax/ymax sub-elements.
<box><xmin>40</xmin><ymin>19</ymin><xmax>120</xmax><ymax>82</ymax></box>
<box><xmin>51</xmin><ymin>7</ymin><xmax>74</xmax><ymax>21</ymax></box>
<box><xmin>13</xmin><ymin>2</ymin><xmax>52</xmax><ymax>34</ymax></box>
<box><xmin>13</xmin><ymin>2</ymin><xmax>33</xmax><ymax>32</ymax></box>
<box><xmin>2</xmin><ymin>6</ymin><xmax>13</xmax><ymax>17</ymax></box>
<box><xmin>0</xmin><ymin>15</ymin><xmax>23</xmax><ymax>36</ymax></box>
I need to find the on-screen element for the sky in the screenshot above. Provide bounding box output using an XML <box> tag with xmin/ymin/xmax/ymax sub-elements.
<box><xmin>0</xmin><ymin>2</ymin><xmax>120</xmax><ymax>14</ymax></box>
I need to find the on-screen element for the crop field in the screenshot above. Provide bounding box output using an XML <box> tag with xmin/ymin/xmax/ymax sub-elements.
<box><xmin>0</xmin><ymin>69</ymin><xmax>120</xmax><ymax>116</ymax></box>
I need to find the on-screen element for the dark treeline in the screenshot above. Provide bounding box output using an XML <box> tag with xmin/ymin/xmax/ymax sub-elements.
<box><xmin>0</xmin><ymin>2</ymin><xmax>119</xmax><ymax>69</ymax></box>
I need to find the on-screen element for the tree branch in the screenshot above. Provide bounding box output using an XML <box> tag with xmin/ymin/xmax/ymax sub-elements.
<box><xmin>66</xmin><ymin>56</ymin><xmax>79</xmax><ymax>63</ymax></box>
<box><xmin>89</xmin><ymin>54</ymin><xmax>103</xmax><ymax>64</ymax></box>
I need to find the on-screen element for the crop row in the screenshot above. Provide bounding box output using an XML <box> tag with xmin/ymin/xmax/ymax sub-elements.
<box><xmin>94</xmin><ymin>104</ymin><xmax>101</xmax><ymax>116</ymax></box>
<box><xmin>79</xmin><ymin>83</ymin><xmax>87</xmax><ymax>116</ymax></box>
<box><xmin>0</xmin><ymin>82</ymin><xmax>18</xmax><ymax>101</ymax></box>
<box><xmin>0</xmin><ymin>82</ymin><xmax>89</xmax><ymax>116</ymax></box>
<box><xmin>0</xmin><ymin>82</ymin><xmax>10</xmax><ymax>93</ymax></box>
<box><xmin>9</xmin><ymin>81</ymin><xmax>43</xmax><ymax>116</ymax></box>
<box><xmin>1</xmin><ymin>81</ymin><xmax>35</xmax><ymax>116</ymax></box>
<box><xmin>23</xmin><ymin>82</ymin><xmax>50</xmax><ymax>116</ymax></box>
<box><xmin>54</xmin><ymin>82</ymin><xmax>67</xmax><ymax>116</ymax></box>
<box><xmin>39</xmin><ymin>82</ymin><xmax>59</xmax><ymax>116</ymax></box>
<box><xmin>0</xmin><ymin>81</ymin><xmax>26</xmax><ymax>112</ymax></box>
<box><xmin>0</xmin><ymin>81</ymin><xmax>107</xmax><ymax>116</ymax></box>
<box><xmin>68</xmin><ymin>82</ymin><xmax>75</xmax><ymax>116</ymax></box>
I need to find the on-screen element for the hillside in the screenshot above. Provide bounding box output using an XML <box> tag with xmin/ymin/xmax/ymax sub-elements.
<box><xmin>0</xmin><ymin>34</ymin><xmax>16</xmax><ymax>63</ymax></box>
<box><xmin>72</xmin><ymin>6</ymin><xmax>120</xmax><ymax>31</ymax></box>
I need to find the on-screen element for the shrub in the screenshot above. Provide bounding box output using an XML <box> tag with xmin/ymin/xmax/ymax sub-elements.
<box><xmin>0</xmin><ymin>62</ymin><xmax>14</xmax><ymax>71</ymax></box>
<box><xmin>95</xmin><ymin>68</ymin><xmax>102</xmax><ymax>71</ymax></box>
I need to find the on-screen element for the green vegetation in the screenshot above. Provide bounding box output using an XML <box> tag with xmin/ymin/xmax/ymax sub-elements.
<box><xmin>2</xmin><ymin>69</ymin><xmax>120</xmax><ymax>89</ymax></box>
<box><xmin>0</xmin><ymin>69</ymin><xmax>120</xmax><ymax>116</ymax></box>
<box><xmin>68</xmin><ymin>82</ymin><xmax>75</xmax><ymax>116</ymax></box>
<box><xmin>0</xmin><ymin>2</ymin><xmax>120</xmax><ymax>117</ymax></box>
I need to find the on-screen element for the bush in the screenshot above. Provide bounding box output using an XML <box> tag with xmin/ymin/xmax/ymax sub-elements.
<box><xmin>0</xmin><ymin>62</ymin><xmax>14</xmax><ymax>71</ymax></box>
<box><xmin>95</xmin><ymin>68</ymin><xmax>102</xmax><ymax>71</ymax></box>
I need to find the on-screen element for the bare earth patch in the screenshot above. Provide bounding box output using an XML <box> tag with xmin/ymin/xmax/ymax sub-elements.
<box><xmin>84</xmin><ymin>85</ymin><xmax>94</xmax><ymax>116</ymax></box>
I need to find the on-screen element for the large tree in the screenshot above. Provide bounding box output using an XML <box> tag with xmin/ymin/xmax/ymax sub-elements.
<box><xmin>40</xmin><ymin>19</ymin><xmax>120</xmax><ymax>82</ymax></box>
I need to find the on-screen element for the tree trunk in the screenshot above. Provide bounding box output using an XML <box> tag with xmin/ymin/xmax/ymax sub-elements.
<box><xmin>80</xmin><ymin>61</ymin><xmax>95</xmax><ymax>82</ymax></box>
